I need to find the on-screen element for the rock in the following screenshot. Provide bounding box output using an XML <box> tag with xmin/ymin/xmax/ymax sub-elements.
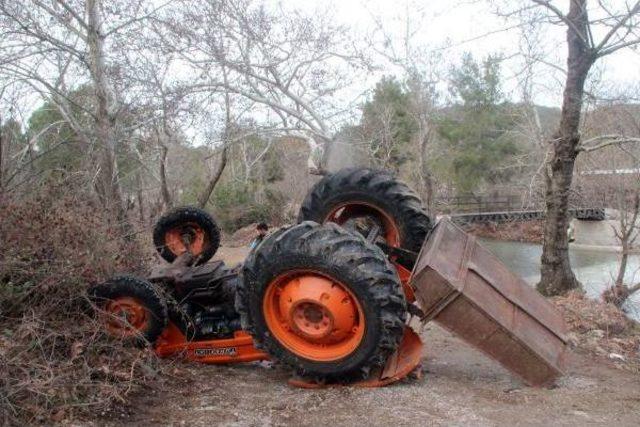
<box><xmin>587</xmin><ymin>329</ymin><xmax>605</xmax><ymax>339</ymax></box>
<box><xmin>566</xmin><ymin>332</ymin><xmax>580</xmax><ymax>348</ymax></box>
<box><xmin>594</xmin><ymin>346</ymin><xmax>607</xmax><ymax>356</ymax></box>
<box><xmin>608</xmin><ymin>353</ymin><xmax>625</xmax><ymax>361</ymax></box>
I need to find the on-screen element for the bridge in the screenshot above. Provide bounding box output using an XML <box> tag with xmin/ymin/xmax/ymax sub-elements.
<box><xmin>436</xmin><ymin>195</ymin><xmax>605</xmax><ymax>223</ymax></box>
<box><xmin>449</xmin><ymin>208</ymin><xmax>605</xmax><ymax>224</ymax></box>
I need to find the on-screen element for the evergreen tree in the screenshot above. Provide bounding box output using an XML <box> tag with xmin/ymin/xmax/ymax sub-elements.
<box><xmin>437</xmin><ymin>53</ymin><xmax>518</xmax><ymax>194</ymax></box>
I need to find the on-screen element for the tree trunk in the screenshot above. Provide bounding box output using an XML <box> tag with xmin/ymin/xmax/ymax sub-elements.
<box><xmin>197</xmin><ymin>145</ymin><xmax>228</xmax><ymax>209</ymax></box>
<box><xmin>86</xmin><ymin>0</ymin><xmax>126</xmax><ymax>222</ymax></box>
<box><xmin>198</xmin><ymin>83</ymin><xmax>231</xmax><ymax>209</ymax></box>
<box><xmin>135</xmin><ymin>169</ymin><xmax>145</xmax><ymax>223</ymax></box>
<box><xmin>538</xmin><ymin>0</ymin><xmax>594</xmax><ymax>296</ymax></box>
<box><xmin>312</xmin><ymin>136</ymin><xmax>332</xmax><ymax>175</ymax></box>
<box><xmin>419</xmin><ymin>128</ymin><xmax>434</xmax><ymax>212</ymax></box>
<box><xmin>159</xmin><ymin>143</ymin><xmax>172</xmax><ymax>209</ymax></box>
<box><xmin>615</xmin><ymin>240</ymin><xmax>629</xmax><ymax>287</ymax></box>
<box><xmin>423</xmin><ymin>171</ymin><xmax>434</xmax><ymax>213</ymax></box>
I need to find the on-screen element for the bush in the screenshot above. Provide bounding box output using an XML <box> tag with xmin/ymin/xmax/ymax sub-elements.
<box><xmin>0</xmin><ymin>182</ymin><xmax>159</xmax><ymax>424</ymax></box>
<box><xmin>210</xmin><ymin>181</ymin><xmax>288</xmax><ymax>232</ymax></box>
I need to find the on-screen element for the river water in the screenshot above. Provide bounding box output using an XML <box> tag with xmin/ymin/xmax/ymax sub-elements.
<box><xmin>478</xmin><ymin>238</ymin><xmax>640</xmax><ymax>320</ymax></box>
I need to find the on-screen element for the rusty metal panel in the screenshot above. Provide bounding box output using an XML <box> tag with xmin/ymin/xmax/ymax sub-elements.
<box><xmin>411</xmin><ymin>218</ymin><xmax>568</xmax><ymax>387</ymax></box>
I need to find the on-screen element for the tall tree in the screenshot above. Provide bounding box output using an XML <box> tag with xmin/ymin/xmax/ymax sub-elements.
<box><xmin>437</xmin><ymin>53</ymin><xmax>518</xmax><ymax>194</ymax></box>
<box><xmin>519</xmin><ymin>0</ymin><xmax>640</xmax><ymax>296</ymax></box>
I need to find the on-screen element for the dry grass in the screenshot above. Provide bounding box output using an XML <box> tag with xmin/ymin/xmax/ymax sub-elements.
<box><xmin>553</xmin><ymin>291</ymin><xmax>640</xmax><ymax>372</ymax></box>
<box><xmin>0</xmin><ymin>182</ymin><xmax>161</xmax><ymax>424</ymax></box>
<box><xmin>463</xmin><ymin>220</ymin><xmax>545</xmax><ymax>244</ymax></box>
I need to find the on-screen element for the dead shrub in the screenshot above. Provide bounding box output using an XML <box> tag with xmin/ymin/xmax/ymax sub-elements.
<box><xmin>553</xmin><ymin>291</ymin><xmax>640</xmax><ymax>372</ymax></box>
<box><xmin>0</xmin><ymin>182</ymin><xmax>160</xmax><ymax>424</ymax></box>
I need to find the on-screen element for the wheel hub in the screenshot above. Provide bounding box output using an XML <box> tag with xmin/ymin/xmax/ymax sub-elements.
<box><xmin>326</xmin><ymin>202</ymin><xmax>400</xmax><ymax>247</ymax></box>
<box><xmin>164</xmin><ymin>222</ymin><xmax>206</xmax><ymax>256</ymax></box>
<box><xmin>292</xmin><ymin>301</ymin><xmax>333</xmax><ymax>340</ymax></box>
<box><xmin>104</xmin><ymin>297</ymin><xmax>147</xmax><ymax>336</ymax></box>
<box><xmin>264</xmin><ymin>272</ymin><xmax>365</xmax><ymax>361</ymax></box>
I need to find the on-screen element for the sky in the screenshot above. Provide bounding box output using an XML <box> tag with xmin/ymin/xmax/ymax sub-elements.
<box><xmin>281</xmin><ymin>0</ymin><xmax>640</xmax><ymax>107</ymax></box>
<box><xmin>3</xmin><ymin>0</ymin><xmax>639</xmax><ymax>139</ymax></box>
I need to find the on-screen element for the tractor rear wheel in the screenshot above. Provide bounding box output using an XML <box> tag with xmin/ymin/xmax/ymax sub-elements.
<box><xmin>89</xmin><ymin>276</ymin><xmax>168</xmax><ymax>346</ymax></box>
<box><xmin>153</xmin><ymin>206</ymin><xmax>220</xmax><ymax>265</ymax></box>
<box><xmin>298</xmin><ymin>167</ymin><xmax>432</xmax><ymax>266</ymax></box>
<box><xmin>237</xmin><ymin>222</ymin><xmax>407</xmax><ymax>382</ymax></box>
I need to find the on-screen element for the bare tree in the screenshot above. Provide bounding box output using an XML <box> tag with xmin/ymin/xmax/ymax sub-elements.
<box><xmin>159</xmin><ymin>0</ymin><xmax>366</xmax><ymax>175</ymax></box>
<box><xmin>575</xmin><ymin>102</ymin><xmax>640</xmax><ymax>308</ymax></box>
<box><xmin>583</xmin><ymin>150</ymin><xmax>640</xmax><ymax>308</ymax></box>
<box><xmin>407</xmin><ymin>73</ymin><xmax>440</xmax><ymax>211</ymax></box>
<box><xmin>367</xmin><ymin>3</ymin><xmax>444</xmax><ymax>210</ymax></box>
<box><xmin>197</xmin><ymin>77</ymin><xmax>232</xmax><ymax>208</ymax></box>
<box><xmin>501</xmin><ymin>1</ymin><xmax>640</xmax><ymax>295</ymax></box>
<box><xmin>0</xmin><ymin>0</ymin><xmax>172</xmax><ymax>221</ymax></box>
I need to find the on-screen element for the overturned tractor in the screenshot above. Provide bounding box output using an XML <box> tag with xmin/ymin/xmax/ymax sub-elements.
<box><xmin>90</xmin><ymin>167</ymin><xmax>568</xmax><ymax>387</ymax></box>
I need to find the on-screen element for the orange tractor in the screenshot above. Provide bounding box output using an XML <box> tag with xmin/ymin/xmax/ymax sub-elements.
<box><xmin>91</xmin><ymin>167</ymin><xmax>568</xmax><ymax>387</ymax></box>
<box><xmin>90</xmin><ymin>168</ymin><xmax>431</xmax><ymax>386</ymax></box>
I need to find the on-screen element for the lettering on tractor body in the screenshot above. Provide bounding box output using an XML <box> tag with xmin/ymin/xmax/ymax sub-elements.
<box><xmin>194</xmin><ymin>347</ymin><xmax>238</xmax><ymax>357</ymax></box>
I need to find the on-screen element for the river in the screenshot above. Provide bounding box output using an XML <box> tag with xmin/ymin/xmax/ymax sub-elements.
<box><xmin>479</xmin><ymin>238</ymin><xmax>640</xmax><ymax>321</ymax></box>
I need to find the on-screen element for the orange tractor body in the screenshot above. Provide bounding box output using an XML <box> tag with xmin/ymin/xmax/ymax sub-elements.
<box><xmin>143</xmin><ymin>252</ymin><xmax>423</xmax><ymax>387</ymax></box>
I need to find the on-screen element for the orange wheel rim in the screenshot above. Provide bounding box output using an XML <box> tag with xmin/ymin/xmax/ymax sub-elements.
<box><xmin>164</xmin><ymin>222</ymin><xmax>207</xmax><ymax>257</ymax></box>
<box><xmin>103</xmin><ymin>297</ymin><xmax>149</xmax><ymax>337</ymax></box>
<box><xmin>325</xmin><ymin>202</ymin><xmax>400</xmax><ymax>247</ymax></box>
<box><xmin>263</xmin><ymin>271</ymin><xmax>365</xmax><ymax>362</ymax></box>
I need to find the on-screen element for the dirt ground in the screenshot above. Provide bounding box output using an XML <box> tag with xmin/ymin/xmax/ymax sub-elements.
<box><xmin>99</xmin><ymin>245</ymin><xmax>640</xmax><ymax>427</ymax></box>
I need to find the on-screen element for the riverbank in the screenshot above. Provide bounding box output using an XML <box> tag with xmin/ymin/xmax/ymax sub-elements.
<box><xmin>463</xmin><ymin>220</ymin><xmax>544</xmax><ymax>243</ymax></box>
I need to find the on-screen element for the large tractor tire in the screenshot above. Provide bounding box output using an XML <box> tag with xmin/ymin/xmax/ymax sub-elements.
<box><xmin>153</xmin><ymin>206</ymin><xmax>220</xmax><ymax>266</ymax></box>
<box><xmin>89</xmin><ymin>276</ymin><xmax>168</xmax><ymax>346</ymax></box>
<box><xmin>298</xmin><ymin>168</ymin><xmax>432</xmax><ymax>265</ymax></box>
<box><xmin>237</xmin><ymin>222</ymin><xmax>407</xmax><ymax>382</ymax></box>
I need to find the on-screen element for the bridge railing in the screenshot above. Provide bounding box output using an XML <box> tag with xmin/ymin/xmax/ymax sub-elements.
<box><xmin>435</xmin><ymin>195</ymin><xmax>535</xmax><ymax>214</ymax></box>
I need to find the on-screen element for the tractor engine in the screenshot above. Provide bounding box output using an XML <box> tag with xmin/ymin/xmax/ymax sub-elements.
<box><xmin>148</xmin><ymin>258</ymin><xmax>243</xmax><ymax>339</ymax></box>
<box><xmin>190</xmin><ymin>303</ymin><xmax>242</xmax><ymax>338</ymax></box>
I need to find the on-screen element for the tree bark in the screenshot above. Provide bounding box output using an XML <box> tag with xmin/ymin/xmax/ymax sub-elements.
<box><xmin>159</xmin><ymin>142</ymin><xmax>172</xmax><ymax>209</ymax></box>
<box><xmin>418</xmin><ymin>127</ymin><xmax>434</xmax><ymax>212</ymax></box>
<box><xmin>538</xmin><ymin>0</ymin><xmax>595</xmax><ymax>296</ymax></box>
<box><xmin>197</xmin><ymin>145</ymin><xmax>228</xmax><ymax>208</ymax></box>
<box><xmin>615</xmin><ymin>240</ymin><xmax>629</xmax><ymax>287</ymax></box>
